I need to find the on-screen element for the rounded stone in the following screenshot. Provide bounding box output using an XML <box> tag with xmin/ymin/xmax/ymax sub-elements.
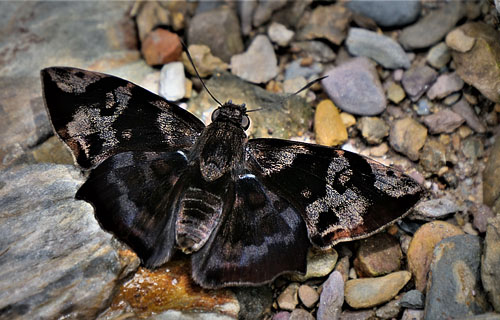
<box><xmin>446</xmin><ymin>28</ymin><xmax>476</xmax><ymax>53</ymax></box>
<box><xmin>298</xmin><ymin>285</ymin><xmax>319</xmax><ymax>308</ymax></box>
<box><xmin>231</xmin><ymin>35</ymin><xmax>278</xmax><ymax>84</ymax></box>
<box><xmin>277</xmin><ymin>283</ymin><xmax>300</xmax><ymax>311</ymax></box>
<box><xmin>314</xmin><ymin>99</ymin><xmax>348</xmax><ymax>147</ymax></box>
<box><xmin>159</xmin><ymin>62</ymin><xmax>186</xmax><ymax>101</ymax></box>
<box><xmin>407</xmin><ymin>221</ymin><xmax>464</xmax><ymax>292</ymax></box>
<box><xmin>389</xmin><ymin>117</ymin><xmax>427</xmax><ymax>161</ymax></box>
<box><xmin>141</xmin><ymin>28</ymin><xmax>182</xmax><ymax>66</ymax></box>
<box><xmin>289</xmin><ymin>247</ymin><xmax>338</xmax><ymax>282</ymax></box>
<box><xmin>356</xmin><ymin>117</ymin><xmax>389</xmax><ymax>145</ymax></box>
<box><xmin>344</xmin><ymin>271</ymin><xmax>411</xmax><ymax>309</ymax></box>
<box><xmin>317</xmin><ymin>271</ymin><xmax>344</xmax><ymax>320</ymax></box>
<box><xmin>353</xmin><ymin>233</ymin><xmax>402</xmax><ymax>277</ymax></box>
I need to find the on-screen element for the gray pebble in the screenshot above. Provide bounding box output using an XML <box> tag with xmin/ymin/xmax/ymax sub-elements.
<box><xmin>346</xmin><ymin>0</ymin><xmax>421</xmax><ymax>27</ymax></box>
<box><xmin>400</xmin><ymin>290</ymin><xmax>425</xmax><ymax>309</ymax></box>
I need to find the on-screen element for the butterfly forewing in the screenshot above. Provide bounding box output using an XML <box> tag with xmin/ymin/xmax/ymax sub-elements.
<box><xmin>41</xmin><ymin>67</ymin><xmax>205</xmax><ymax>169</ymax></box>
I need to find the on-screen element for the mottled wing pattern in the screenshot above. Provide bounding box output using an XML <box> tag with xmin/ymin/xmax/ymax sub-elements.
<box><xmin>191</xmin><ymin>174</ymin><xmax>309</xmax><ymax>288</ymax></box>
<box><xmin>41</xmin><ymin>67</ymin><xmax>205</xmax><ymax>169</ymax></box>
<box><xmin>246</xmin><ymin>138</ymin><xmax>424</xmax><ymax>248</ymax></box>
<box><xmin>76</xmin><ymin>151</ymin><xmax>188</xmax><ymax>267</ymax></box>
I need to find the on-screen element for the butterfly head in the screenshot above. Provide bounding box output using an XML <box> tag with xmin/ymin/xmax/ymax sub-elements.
<box><xmin>211</xmin><ymin>100</ymin><xmax>250</xmax><ymax>130</ymax></box>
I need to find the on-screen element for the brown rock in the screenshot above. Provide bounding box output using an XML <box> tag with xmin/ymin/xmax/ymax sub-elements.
<box><xmin>135</xmin><ymin>1</ymin><xmax>170</xmax><ymax>42</ymax></box>
<box><xmin>181</xmin><ymin>44</ymin><xmax>228</xmax><ymax>78</ymax></box>
<box><xmin>445</xmin><ymin>28</ymin><xmax>476</xmax><ymax>52</ymax></box>
<box><xmin>484</xmin><ymin>134</ymin><xmax>500</xmax><ymax>215</ymax></box>
<box><xmin>354</xmin><ymin>233</ymin><xmax>402</xmax><ymax>278</ymax></box>
<box><xmin>387</xmin><ymin>82</ymin><xmax>406</xmax><ymax>104</ymax></box>
<box><xmin>141</xmin><ymin>28</ymin><xmax>182</xmax><ymax>66</ymax></box>
<box><xmin>356</xmin><ymin>117</ymin><xmax>389</xmax><ymax>145</ymax></box>
<box><xmin>277</xmin><ymin>283</ymin><xmax>300</xmax><ymax>311</ymax></box>
<box><xmin>290</xmin><ymin>308</ymin><xmax>315</xmax><ymax>320</ymax></box>
<box><xmin>31</xmin><ymin>135</ymin><xmax>74</xmax><ymax>165</ymax></box>
<box><xmin>389</xmin><ymin>118</ymin><xmax>427</xmax><ymax>161</ymax></box>
<box><xmin>419</xmin><ymin>139</ymin><xmax>447</xmax><ymax>173</ymax></box>
<box><xmin>110</xmin><ymin>259</ymin><xmax>239</xmax><ymax>318</ymax></box>
<box><xmin>407</xmin><ymin>221</ymin><xmax>464</xmax><ymax>292</ymax></box>
<box><xmin>297</xmin><ymin>4</ymin><xmax>351</xmax><ymax>45</ymax></box>
<box><xmin>334</xmin><ymin>256</ymin><xmax>350</xmax><ymax>283</ymax></box>
<box><xmin>314</xmin><ymin>99</ymin><xmax>348</xmax><ymax>146</ymax></box>
<box><xmin>298</xmin><ymin>285</ymin><xmax>319</xmax><ymax>308</ymax></box>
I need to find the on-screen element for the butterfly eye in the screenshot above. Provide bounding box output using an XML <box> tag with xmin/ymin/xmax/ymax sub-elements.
<box><xmin>241</xmin><ymin>115</ymin><xmax>250</xmax><ymax>130</ymax></box>
<box><xmin>211</xmin><ymin>109</ymin><xmax>221</xmax><ymax>122</ymax></box>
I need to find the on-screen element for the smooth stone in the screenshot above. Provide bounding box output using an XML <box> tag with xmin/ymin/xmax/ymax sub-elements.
<box><xmin>273</xmin><ymin>311</ymin><xmax>291</xmax><ymax>320</ymax></box>
<box><xmin>322</xmin><ymin>57</ymin><xmax>386</xmax><ymax>116</ymax></box>
<box><xmin>238</xmin><ymin>0</ymin><xmax>257</xmax><ymax>36</ymax></box>
<box><xmin>449</xmin><ymin>22</ymin><xmax>500</xmax><ymax>103</ymax></box>
<box><xmin>182</xmin><ymin>44</ymin><xmax>228</xmax><ymax>78</ymax></box>
<box><xmin>451</xmin><ymin>98</ymin><xmax>486</xmax><ymax>133</ymax></box>
<box><xmin>289</xmin><ymin>247</ymin><xmax>338</xmax><ymax>282</ymax></box>
<box><xmin>482</xmin><ymin>215</ymin><xmax>500</xmax><ymax>312</ymax></box>
<box><xmin>346</xmin><ymin>0</ymin><xmax>420</xmax><ymax>27</ymax></box>
<box><xmin>0</xmin><ymin>164</ymin><xmax>140</xmax><ymax>319</ymax></box>
<box><xmin>414</xmin><ymin>194</ymin><xmax>464</xmax><ymax>219</ymax></box>
<box><xmin>141</xmin><ymin>28</ymin><xmax>182</xmax><ymax>67</ymax></box>
<box><xmin>425</xmin><ymin>235</ymin><xmax>490</xmax><ymax>319</ymax></box>
<box><xmin>402</xmin><ymin>65</ymin><xmax>438</xmax><ymax>101</ymax></box>
<box><xmin>399</xmin><ymin>2</ymin><xmax>465</xmax><ymax>50</ymax></box>
<box><xmin>375</xmin><ymin>299</ymin><xmax>401</xmax><ymax>319</ymax></box>
<box><xmin>369</xmin><ymin>142</ymin><xmax>389</xmax><ymax>157</ymax></box>
<box><xmin>289</xmin><ymin>309</ymin><xmax>314</xmax><ymax>320</ymax></box>
<box><xmin>426</xmin><ymin>42</ymin><xmax>451</xmax><ymax>69</ymax></box>
<box><xmin>470</xmin><ymin>203</ymin><xmax>495</xmax><ymax>234</ymax></box>
<box><xmin>423</xmin><ymin>109</ymin><xmax>465</xmax><ymax>134</ymax></box>
<box><xmin>314</xmin><ymin>99</ymin><xmax>348</xmax><ymax>147</ymax></box>
<box><xmin>135</xmin><ymin>2</ymin><xmax>171</xmax><ymax>42</ymax></box>
<box><xmin>400</xmin><ymin>290</ymin><xmax>425</xmax><ymax>309</ymax></box>
<box><xmin>340</xmin><ymin>112</ymin><xmax>356</xmax><ymax>128</ymax></box>
<box><xmin>426</xmin><ymin>73</ymin><xmax>464</xmax><ymax>100</ymax></box>
<box><xmin>446</xmin><ymin>28</ymin><xmax>476</xmax><ymax>53</ymax></box>
<box><xmin>109</xmin><ymin>261</ymin><xmax>239</xmax><ymax>318</ymax></box>
<box><xmin>346</xmin><ymin>28</ymin><xmax>410</xmax><ymax>69</ymax></box>
<box><xmin>407</xmin><ymin>221</ymin><xmax>464</xmax><ymax>292</ymax></box>
<box><xmin>443</xmin><ymin>93</ymin><xmax>461</xmax><ymax>105</ymax></box>
<box><xmin>419</xmin><ymin>139</ymin><xmax>447</xmax><ymax>173</ymax></box>
<box><xmin>148</xmin><ymin>310</ymin><xmax>235</xmax><ymax>320</ymax></box>
<box><xmin>389</xmin><ymin>118</ymin><xmax>427</xmax><ymax>161</ymax></box>
<box><xmin>159</xmin><ymin>62</ymin><xmax>186</xmax><ymax>101</ymax></box>
<box><xmin>231</xmin><ymin>35</ymin><xmax>278</xmax><ymax>84</ymax></box>
<box><xmin>252</xmin><ymin>0</ymin><xmax>287</xmax><ymax>27</ymax></box>
<box><xmin>268</xmin><ymin>22</ymin><xmax>295</xmax><ymax>47</ymax></box>
<box><xmin>298</xmin><ymin>285</ymin><xmax>319</xmax><ymax>309</ymax></box>
<box><xmin>233</xmin><ymin>286</ymin><xmax>273</xmax><ymax>320</ymax></box>
<box><xmin>277</xmin><ymin>283</ymin><xmax>300</xmax><ymax>311</ymax></box>
<box><xmin>402</xmin><ymin>309</ymin><xmax>424</xmax><ymax>320</ymax></box>
<box><xmin>387</xmin><ymin>82</ymin><xmax>406</xmax><ymax>104</ymax></box>
<box><xmin>344</xmin><ymin>271</ymin><xmax>411</xmax><ymax>309</ymax></box>
<box><xmin>188</xmin><ymin>6</ymin><xmax>244</xmax><ymax>62</ymax></box>
<box><xmin>290</xmin><ymin>41</ymin><xmax>336</xmax><ymax>63</ymax></box>
<box><xmin>284</xmin><ymin>59</ymin><xmax>323</xmax><ymax>81</ymax></box>
<box><xmin>353</xmin><ymin>233</ymin><xmax>402</xmax><ymax>277</ymax></box>
<box><xmin>483</xmin><ymin>135</ymin><xmax>500</xmax><ymax>214</ymax></box>
<box><xmin>339</xmin><ymin>310</ymin><xmax>376</xmax><ymax>320</ymax></box>
<box><xmin>356</xmin><ymin>117</ymin><xmax>389</xmax><ymax>145</ymax></box>
<box><xmin>416</xmin><ymin>98</ymin><xmax>432</xmax><ymax>115</ymax></box>
<box><xmin>317</xmin><ymin>271</ymin><xmax>344</xmax><ymax>320</ymax></box>
<box><xmin>296</xmin><ymin>4</ymin><xmax>351</xmax><ymax>45</ymax></box>
<box><xmin>187</xmin><ymin>72</ymin><xmax>311</xmax><ymax>140</ymax></box>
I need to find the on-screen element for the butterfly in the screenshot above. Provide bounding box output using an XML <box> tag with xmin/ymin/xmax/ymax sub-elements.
<box><xmin>41</xmin><ymin>66</ymin><xmax>424</xmax><ymax>289</ymax></box>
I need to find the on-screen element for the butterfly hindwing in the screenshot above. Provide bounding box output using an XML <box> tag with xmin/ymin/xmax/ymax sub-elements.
<box><xmin>41</xmin><ymin>67</ymin><xmax>205</xmax><ymax>169</ymax></box>
<box><xmin>191</xmin><ymin>174</ymin><xmax>309</xmax><ymax>288</ymax></box>
<box><xmin>246</xmin><ymin>138</ymin><xmax>424</xmax><ymax>248</ymax></box>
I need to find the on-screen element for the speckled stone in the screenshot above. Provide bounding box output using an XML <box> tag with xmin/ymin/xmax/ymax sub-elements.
<box><xmin>356</xmin><ymin>117</ymin><xmax>389</xmax><ymax>145</ymax></box>
<box><xmin>317</xmin><ymin>271</ymin><xmax>344</xmax><ymax>320</ymax></box>
<box><xmin>482</xmin><ymin>215</ymin><xmax>500</xmax><ymax>312</ymax></box>
<box><xmin>389</xmin><ymin>118</ymin><xmax>428</xmax><ymax>161</ymax></box>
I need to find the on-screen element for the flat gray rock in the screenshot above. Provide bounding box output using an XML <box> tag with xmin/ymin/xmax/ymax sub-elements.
<box><xmin>0</xmin><ymin>164</ymin><xmax>139</xmax><ymax>319</ymax></box>
<box><xmin>346</xmin><ymin>0</ymin><xmax>421</xmax><ymax>28</ymax></box>
<box><xmin>482</xmin><ymin>215</ymin><xmax>500</xmax><ymax>312</ymax></box>
<box><xmin>231</xmin><ymin>35</ymin><xmax>278</xmax><ymax>84</ymax></box>
<box><xmin>346</xmin><ymin>28</ymin><xmax>410</xmax><ymax>69</ymax></box>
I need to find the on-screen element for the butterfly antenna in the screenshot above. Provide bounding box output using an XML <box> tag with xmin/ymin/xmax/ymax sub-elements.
<box><xmin>292</xmin><ymin>75</ymin><xmax>328</xmax><ymax>96</ymax></box>
<box><xmin>180</xmin><ymin>40</ymin><xmax>223</xmax><ymax>107</ymax></box>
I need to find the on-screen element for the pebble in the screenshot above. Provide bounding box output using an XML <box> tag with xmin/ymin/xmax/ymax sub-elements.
<box><xmin>344</xmin><ymin>271</ymin><xmax>411</xmax><ymax>309</ymax></box>
<box><xmin>273</xmin><ymin>311</ymin><xmax>291</xmax><ymax>320</ymax></box>
<box><xmin>389</xmin><ymin>118</ymin><xmax>428</xmax><ymax>161</ymax></box>
<box><xmin>451</xmin><ymin>98</ymin><xmax>486</xmax><ymax>133</ymax></box>
<box><xmin>402</xmin><ymin>309</ymin><xmax>424</xmax><ymax>320</ymax></box>
<box><xmin>449</xmin><ymin>22</ymin><xmax>500</xmax><ymax>103</ymax></box>
<box><xmin>334</xmin><ymin>256</ymin><xmax>350</xmax><ymax>283</ymax></box>
<box><xmin>188</xmin><ymin>6</ymin><xmax>243</xmax><ymax>62</ymax></box>
<box><xmin>290</xmin><ymin>41</ymin><xmax>336</xmax><ymax>63</ymax></box>
<box><xmin>141</xmin><ymin>28</ymin><xmax>182</xmax><ymax>66</ymax></box>
<box><xmin>284</xmin><ymin>58</ymin><xmax>323</xmax><ymax>80</ymax></box>
<box><xmin>419</xmin><ymin>139</ymin><xmax>447</xmax><ymax>173</ymax></box>
<box><xmin>407</xmin><ymin>221</ymin><xmax>464</xmax><ymax>292</ymax></box>
<box><xmin>426</xmin><ymin>42</ymin><xmax>451</xmax><ymax>69</ymax></box>
<box><xmin>298</xmin><ymin>285</ymin><xmax>319</xmax><ymax>308</ymax></box>
<box><xmin>426</xmin><ymin>73</ymin><xmax>464</xmax><ymax>100</ymax></box>
<box><xmin>400</xmin><ymin>290</ymin><xmax>425</xmax><ymax>309</ymax></box>
<box><xmin>297</xmin><ymin>4</ymin><xmax>351</xmax><ymax>45</ymax></box>
<box><xmin>443</xmin><ymin>92</ymin><xmax>461</xmax><ymax>105</ymax></box>
<box><xmin>462</xmin><ymin>136</ymin><xmax>484</xmax><ymax>160</ymax></box>
<box><xmin>283</xmin><ymin>77</ymin><xmax>308</xmax><ymax>97</ymax></box>
<box><xmin>375</xmin><ymin>299</ymin><xmax>401</xmax><ymax>319</ymax></box>
<box><xmin>414</xmin><ymin>194</ymin><xmax>463</xmax><ymax>219</ymax></box>
<box><xmin>252</xmin><ymin>0</ymin><xmax>287</xmax><ymax>27</ymax></box>
<box><xmin>369</xmin><ymin>143</ymin><xmax>389</xmax><ymax>157</ymax></box>
<box><xmin>231</xmin><ymin>35</ymin><xmax>278</xmax><ymax>84</ymax></box>
<box><xmin>322</xmin><ymin>57</ymin><xmax>386</xmax><ymax>116</ymax></box>
<box><xmin>317</xmin><ymin>271</ymin><xmax>344</xmax><ymax>320</ymax></box>
<box><xmin>135</xmin><ymin>2</ymin><xmax>170</xmax><ymax>42</ymax></box>
<box><xmin>401</xmin><ymin>65</ymin><xmax>438</xmax><ymax>101</ymax></box>
<box><xmin>446</xmin><ymin>28</ymin><xmax>476</xmax><ymax>53</ymax></box>
<box><xmin>399</xmin><ymin>2</ymin><xmax>465</xmax><ymax>50</ymax></box>
<box><xmin>290</xmin><ymin>247</ymin><xmax>338</xmax><ymax>282</ymax></box>
<box><xmin>387</xmin><ymin>82</ymin><xmax>406</xmax><ymax>104</ymax></box>
<box><xmin>346</xmin><ymin>0</ymin><xmax>420</xmax><ymax>27</ymax></box>
<box><xmin>345</xmin><ymin>28</ymin><xmax>410</xmax><ymax>69</ymax></box>
<box><xmin>233</xmin><ymin>286</ymin><xmax>272</xmax><ymax>320</ymax></box>
<box><xmin>425</xmin><ymin>235</ymin><xmax>490</xmax><ymax>319</ymax></box>
<box><xmin>339</xmin><ymin>310</ymin><xmax>376</xmax><ymax>320</ymax></box>
<box><xmin>289</xmin><ymin>309</ymin><xmax>314</xmax><ymax>320</ymax></box>
<box><xmin>340</xmin><ymin>112</ymin><xmax>356</xmax><ymax>128</ymax></box>
<box><xmin>484</xmin><ymin>135</ymin><xmax>500</xmax><ymax>214</ymax></box>
<box><xmin>470</xmin><ymin>203</ymin><xmax>495</xmax><ymax>233</ymax></box>
<box><xmin>159</xmin><ymin>62</ymin><xmax>186</xmax><ymax>101</ymax></box>
<box><xmin>482</xmin><ymin>215</ymin><xmax>500</xmax><ymax>312</ymax></box>
<box><xmin>353</xmin><ymin>233</ymin><xmax>402</xmax><ymax>277</ymax></box>
<box><xmin>314</xmin><ymin>99</ymin><xmax>348</xmax><ymax>147</ymax></box>
<box><xmin>268</xmin><ymin>22</ymin><xmax>295</xmax><ymax>47</ymax></box>
<box><xmin>277</xmin><ymin>283</ymin><xmax>300</xmax><ymax>311</ymax></box>
<box><xmin>423</xmin><ymin>109</ymin><xmax>465</xmax><ymax>134</ymax></box>
<box><xmin>415</xmin><ymin>98</ymin><xmax>431</xmax><ymax>116</ymax></box>
<box><xmin>356</xmin><ymin>117</ymin><xmax>389</xmax><ymax>145</ymax></box>
<box><xmin>181</xmin><ymin>44</ymin><xmax>228</xmax><ymax>78</ymax></box>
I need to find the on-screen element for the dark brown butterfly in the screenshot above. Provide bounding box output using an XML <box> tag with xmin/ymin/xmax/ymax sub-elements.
<box><xmin>41</xmin><ymin>67</ymin><xmax>423</xmax><ymax>288</ymax></box>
